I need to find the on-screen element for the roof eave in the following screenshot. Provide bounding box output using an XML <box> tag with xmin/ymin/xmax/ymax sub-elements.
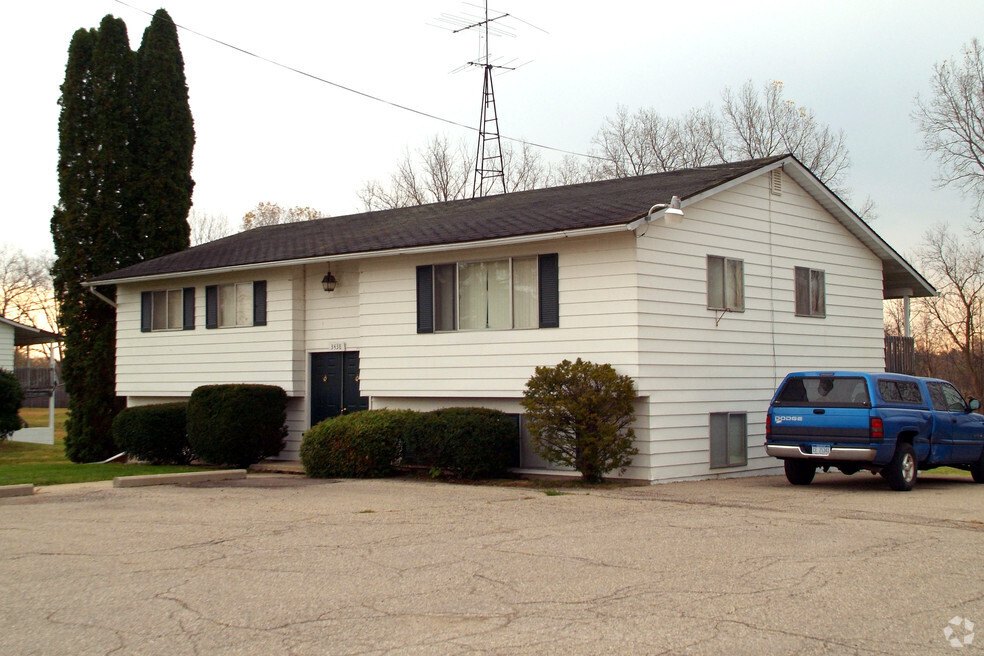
<box><xmin>779</xmin><ymin>159</ymin><xmax>936</xmax><ymax>299</ymax></box>
<box><xmin>0</xmin><ymin>317</ymin><xmax>62</xmax><ymax>345</ymax></box>
<box><xmin>83</xmin><ymin>223</ymin><xmax>630</xmax><ymax>286</ymax></box>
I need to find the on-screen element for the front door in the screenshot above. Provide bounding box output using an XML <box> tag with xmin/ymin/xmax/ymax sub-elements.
<box><xmin>311</xmin><ymin>351</ymin><xmax>368</xmax><ymax>426</ymax></box>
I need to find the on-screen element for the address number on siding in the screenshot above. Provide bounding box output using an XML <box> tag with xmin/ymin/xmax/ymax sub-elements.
<box><xmin>327</xmin><ymin>342</ymin><xmax>345</xmax><ymax>352</ymax></box>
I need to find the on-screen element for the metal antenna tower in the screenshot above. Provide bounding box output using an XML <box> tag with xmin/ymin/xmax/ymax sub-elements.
<box><xmin>466</xmin><ymin>4</ymin><xmax>507</xmax><ymax>198</ymax></box>
<box><xmin>444</xmin><ymin>2</ymin><xmax>514</xmax><ymax>198</ymax></box>
<box><xmin>435</xmin><ymin>3</ymin><xmax>543</xmax><ymax>198</ymax></box>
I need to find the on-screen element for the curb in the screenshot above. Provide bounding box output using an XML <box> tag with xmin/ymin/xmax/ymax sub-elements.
<box><xmin>0</xmin><ymin>484</ymin><xmax>34</xmax><ymax>498</ymax></box>
<box><xmin>112</xmin><ymin>469</ymin><xmax>248</xmax><ymax>488</ymax></box>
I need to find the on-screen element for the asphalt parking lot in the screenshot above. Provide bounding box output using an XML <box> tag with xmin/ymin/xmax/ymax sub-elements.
<box><xmin>2</xmin><ymin>471</ymin><xmax>982</xmax><ymax>655</ymax></box>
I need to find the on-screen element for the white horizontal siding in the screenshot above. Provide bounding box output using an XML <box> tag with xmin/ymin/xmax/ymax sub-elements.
<box><xmin>635</xmin><ymin>170</ymin><xmax>885</xmax><ymax>481</ymax></box>
<box><xmin>0</xmin><ymin>325</ymin><xmax>13</xmax><ymax>370</ymax></box>
<box><xmin>111</xmin><ymin>168</ymin><xmax>896</xmax><ymax>481</ymax></box>
<box><xmin>116</xmin><ymin>267</ymin><xmax>305</xmax><ymax>397</ymax></box>
<box><xmin>357</xmin><ymin>234</ymin><xmax>643</xmax><ymax>400</ymax></box>
<box><xmin>305</xmin><ymin>261</ymin><xmax>361</xmax><ymax>351</ymax></box>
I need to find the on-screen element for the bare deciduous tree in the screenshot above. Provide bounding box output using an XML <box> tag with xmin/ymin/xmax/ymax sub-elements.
<box><xmin>358</xmin><ymin>135</ymin><xmax>556</xmax><ymax>211</ymax></box>
<box><xmin>242</xmin><ymin>203</ymin><xmax>325</xmax><ymax>231</ymax></box>
<box><xmin>362</xmin><ymin>79</ymin><xmax>855</xmax><ymax>211</ymax></box>
<box><xmin>552</xmin><ymin>154</ymin><xmax>602</xmax><ymax>186</ymax></box>
<box><xmin>589</xmin><ymin>80</ymin><xmax>852</xmax><ymax>195</ymax></box>
<box><xmin>0</xmin><ymin>245</ymin><xmax>54</xmax><ymax>326</ymax></box>
<box><xmin>915</xmin><ymin>224</ymin><xmax>984</xmax><ymax>399</ymax></box>
<box><xmin>0</xmin><ymin>245</ymin><xmax>59</xmax><ymax>358</ymax></box>
<box><xmin>188</xmin><ymin>209</ymin><xmax>232</xmax><ymax>246</ymax></box>
<box><xmin>913</xmin><ymin>38</ymin><xmax>984</xmax><ymax>221</ymax></box>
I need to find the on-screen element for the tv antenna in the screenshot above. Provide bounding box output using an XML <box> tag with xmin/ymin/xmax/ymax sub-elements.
<box><xmin>435</xmin><ymin>2</ymin><xmax>541</xmax><ymax>198</ymax></box>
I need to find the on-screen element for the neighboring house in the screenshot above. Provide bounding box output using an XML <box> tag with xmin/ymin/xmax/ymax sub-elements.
<box><xmin>87</xmin><ymin>155</ymin><xmax>934</xmax><ymax>482</ymax></box>
<box><xmin>1</xmin><ymin>316</ymin><xmax>61</xmax><ymax>445</ymax></box>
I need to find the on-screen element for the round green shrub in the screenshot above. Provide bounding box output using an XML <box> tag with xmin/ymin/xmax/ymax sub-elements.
<box><xmin>112</xmin><ymin>402</ymin><xmax>191</xmax><ymax>464</ymax></box>
<box><xmin>0</xmin><ymin>368</ymin><xmax>25</xmax><ymax>440</ymax></box>
<box><xmin>405</xmin><ymin>407</ymin><xmax>518</xmax><ymax>479</ymax></box>
<box><xmin>521</xmin><ymin>358</ymin><xmax>638</xmax><ymax>483</ymax></box>
<box><xmin>187</xmin><ymin>384</ymin><xmax>287</xmax><ymax>467</ymax></box>
<box><xmin>301</xmin><ymin>409</ymin><xmax>413</xmax><ymax>478</ymax></box>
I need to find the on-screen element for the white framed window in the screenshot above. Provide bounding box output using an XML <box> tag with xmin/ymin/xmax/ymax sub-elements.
<box><xmin>419</xmin><ymin>256</ymin><xmax>546</xmax><ymax>332</ymax></box>
<box><xmin>710</xmin><ymin>412</ymin><xmax>747</xmax><ymax>468</ymax></box>
<box><xmin>151</xmin><ymin>289</ymin><xmax>183</xmax><ymax>331</ymax></box>
<box><xmin>205</xmin><ymin>280</ymin><xmax>266</xmax><ymax>329</ymax></box>
<box><xmin>707</xmin><ymin>255</ymin><xmax>744</xmax><ymax>311</ymax></box>
<box><xmin>795</xmin><ymin>267</ymin><xmax>825</xmax><ymax>317</ymax></box>
<box><xmin>141</xmin><ymin>288</ymin><xmax>193</xmax><ymax>332</ymax></box>
<box><xmin>219</xmin><ymin>282</ymin><xmax>253</xmax><ymax>327</ymax></box>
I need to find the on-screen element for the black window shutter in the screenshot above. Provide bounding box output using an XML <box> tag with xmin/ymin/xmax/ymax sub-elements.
<box><xmin>182</xmin><ymin>287</ymin><xmax>195</xmax><ymax>330</ymax></box>
<box><xmin>205</xmin><ymin>285</ymin><xmax>218</xmax><ymax>329</ymax></box>
<box><xmin>253</xmin><ymin>280</ymin><xmax>267</xmax><ymax>326</ymax></box>
<box><xmin>140</xmin><ymin>292</ymin><xmax>152</xmax><ymax>332</ymax></box>
<box><xmin>416</xmin><ymin>265</ymin><xmax>434</xmax><ymax>334</ymax></box>
<box><xmin>538</xmin><ymin>253</ymin><xmax>559</xmax><ymax>328</ymax></box>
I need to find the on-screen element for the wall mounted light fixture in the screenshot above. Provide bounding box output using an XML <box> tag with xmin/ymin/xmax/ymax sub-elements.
<box><xmin>646</xmin><ymin>195</ymin><xmax>684</xmax><ymax>225</ymax></box>
<box><xmin>321</xmin><ymin>267</ymin><xmax>337</xmax><ymax>293</ymax></box>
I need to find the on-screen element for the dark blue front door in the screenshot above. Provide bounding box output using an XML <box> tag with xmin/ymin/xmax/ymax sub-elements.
<box><xmin>311</xmin><ymin>351</ymin><xmax>368</xmax><ymax>426</ymax></box>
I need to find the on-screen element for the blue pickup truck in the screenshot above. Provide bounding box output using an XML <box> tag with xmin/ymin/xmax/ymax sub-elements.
<box><xmin>766</xmin><ymin>372</ymin><xmax>984</xmax><ymax>491</ymax></box>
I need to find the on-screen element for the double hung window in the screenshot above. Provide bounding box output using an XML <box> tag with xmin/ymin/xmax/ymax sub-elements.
<box><xmin>795</xmin><ymin>267</ymin><xmax>826</xmax><ymax>317</ymax></box>
<box><xmin>417</xmin><ymin>254</ymin><xmax>558</xmax><ymax>333</ymax></box>
<box><xmin>152</xmin><ymin>289</ymin><xmax>183</xmax><ymax>330</ymax></box>
<box><xmin>205</xmin><ymin>280</ymin><xmax>267</xmax><ymax>329</ymax></box>
<box><xmin>141</xmin><ymin>288</ymin><xmax>195</xmax><ymax>332</ymax></box>
<box><xmin>707</xmin><ymin>255</ymin><xmax>744</xmax><ymax>312</ymax></box>
<box><xmin>219</xmin><ymin>282</ymin><xmax>254</xmax><ymax>327</ymax></box>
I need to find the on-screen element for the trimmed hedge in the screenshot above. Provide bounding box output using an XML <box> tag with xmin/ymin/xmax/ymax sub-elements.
<box><xmin>0</xmin><ymin>368</ymin><xmax>25</xmax><ymax>440</ymax></box>
<box><xmin>403</xmin><ymin>407</ymin><xmax>518</xmax><ymax>479</ymax></box>
<box><xmin>112</xmin><ymin>402</ymin><xmax>191</xmax><ymax>464</ymax></box>
<box><xmin>187</xmin><ymin>384</ymin><xmax>287</xmax><ymax>467</ymax></box>
<box><xmin>300</xmin><ymin>409</ymin><xmax>412</xmax><ymax>478</ymax></box>
<box><xmin>301</xmin><ymin>407</ymin><xmax>519</xmax><ymax>480</ymax></box>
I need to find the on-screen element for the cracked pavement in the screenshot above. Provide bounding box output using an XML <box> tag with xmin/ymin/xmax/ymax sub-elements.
<box><xmin>1</xmin><ymin>472</ymin><xmax>982</xmax><ymax>655</ymax></box>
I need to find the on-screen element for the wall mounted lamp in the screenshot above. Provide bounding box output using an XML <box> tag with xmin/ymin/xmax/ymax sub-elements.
<box><xmin>321</xmin><ymin>267</ymin><xmax>337</xmax><ymax>293</ymax></box>
<box><xmin>646</xmin><ymin>195</ymin><xmax>684</xmax><ymax>226</ymax></box>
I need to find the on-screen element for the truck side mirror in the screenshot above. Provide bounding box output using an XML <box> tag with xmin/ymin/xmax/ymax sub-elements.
<box><xmin>969</xmin><ymin>398</ymin><xmax>981</xmax><ymax>412</ymax></box>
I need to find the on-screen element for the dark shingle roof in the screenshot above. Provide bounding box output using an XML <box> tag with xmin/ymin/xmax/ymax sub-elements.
<box><xmin>90</xmin><ymin>156</ymin><xmax>787</xmax><ymax>283</ymax></box>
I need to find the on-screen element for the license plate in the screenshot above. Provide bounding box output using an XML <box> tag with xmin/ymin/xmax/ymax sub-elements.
<box><xmin>812</xmin><ymin>444</ymin><xmax>831</xmax><ymax>456</ymax></box>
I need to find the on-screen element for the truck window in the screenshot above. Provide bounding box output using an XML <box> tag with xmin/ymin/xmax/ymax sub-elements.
<box><xmin>878</xmin><ymin>380</ymin><xmax>923</xmax><ymax>405</ymax></box>
<box><xmin>926</xmin><ymin>382</ymin><xmax>967</xmax><ymax>411</ymax></box>
<box><xmin>941</xmin><ymin>383</ymin><xmax>969</xmax><ymax>412</ymax></box>
<box><xmin>775</xmin><ymin>377</ymin><xmax>869</xmax><ymax>407</ymax></box>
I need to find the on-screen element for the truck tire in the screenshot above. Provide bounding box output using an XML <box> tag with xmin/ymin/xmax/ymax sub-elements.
<box><xmin>971</xmin><ymin>452</ymin><xmax>984</xmax><ymax>484</ymax></box>
<box><xmin>784</xmin><ymin>459</ymin><xmax>816</xmax><ymax>486</ymax></box>
<box><xmin>883</xmin><ymin>443</ymin><xmax>917</xmax><ymax>491</ymax></box>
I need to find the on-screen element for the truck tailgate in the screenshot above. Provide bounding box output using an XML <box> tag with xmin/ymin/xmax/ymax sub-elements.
<box><xmin>770</xmin><ymin>407</ymin><xmax>872</xmax><ymax>444</ymax></box>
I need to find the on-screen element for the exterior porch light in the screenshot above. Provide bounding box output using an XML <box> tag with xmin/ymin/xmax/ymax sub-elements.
<box><xmin>321</xmin><ymin>268</ymin><xmax>337</xmax><ymax>293</ymax></box>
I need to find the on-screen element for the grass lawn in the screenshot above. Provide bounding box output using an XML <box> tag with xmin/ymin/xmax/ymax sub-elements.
<box><xmin>1</xmin><ymin>408</ymin><xmax>203</xmax><ymax>487</ymax></box>
<box><xmin>925</xmin><ymin>466</ymin><xmax>973</xmax><ymax>477</ymax></box>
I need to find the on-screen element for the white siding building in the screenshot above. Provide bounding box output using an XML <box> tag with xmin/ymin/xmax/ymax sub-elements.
<box><xmin>89</xmin><ymin>156</ymin><xmax>934</xmax><ymax>482</ymax></box>
<box><xmin>1</xmin><ymin>316</ymin><xmax>62</xmax><ymax>445</ymax></box>
<box><xmin>0</xmin><ymin>320</ymin><xmax>14</xmax><ymax>372</ymax></box>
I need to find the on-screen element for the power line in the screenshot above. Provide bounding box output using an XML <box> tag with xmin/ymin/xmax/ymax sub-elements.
<box><xmin>112</xmin><ymin>0</ymin><xmax>600</xmax><ymax>162</ymax></box>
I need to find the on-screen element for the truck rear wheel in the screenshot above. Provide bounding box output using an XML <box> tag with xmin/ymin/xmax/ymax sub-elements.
<box><xmin>784</xmin><ymin>459</ymin><xmax>816</xmax><ymax>486</ymax></box>
<box><xmin>883</xmin><ymin>443</ymin><xmax>917</xmax><ymax>491</ymax></box>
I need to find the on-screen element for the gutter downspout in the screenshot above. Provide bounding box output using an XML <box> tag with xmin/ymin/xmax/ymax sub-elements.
<box><xmin>87</xmin><ymin>285</ymin><xmax>117</xmax><ymax>309</ymax></box>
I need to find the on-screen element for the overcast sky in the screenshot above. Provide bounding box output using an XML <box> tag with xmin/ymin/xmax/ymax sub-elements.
<box><xmin>3</xmin><ymin>0</ymin><xmax>983</xmax><ymax>262</ymax></box>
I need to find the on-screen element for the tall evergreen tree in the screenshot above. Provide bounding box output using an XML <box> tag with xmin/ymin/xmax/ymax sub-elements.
<box><xmin>51</xmin><ymin>13</ymin><xmax>194</xmax><ymax>462</ymax></box>
<box><xmin>133</xmin><ymin>9</ymin><xmax>194</xmax><ymax>256</ymax></box>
